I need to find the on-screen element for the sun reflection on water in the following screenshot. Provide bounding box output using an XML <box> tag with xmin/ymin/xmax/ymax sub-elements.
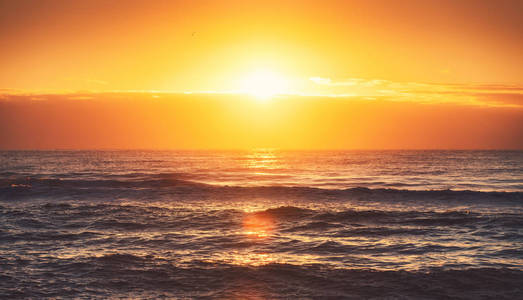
<box><xmin>244</xmin><ymin>148</ymin><xmax>280</xmax><ymax>170</ymax></box>
<box><xmin>242</xmin><ymin>211</ymin><xmax>275</xmax><ymax>238</ymax></box>
<box><xmin>227</xmin><ymin>251</ymin><xmax>276</xmax><ymax>267</ymax></box>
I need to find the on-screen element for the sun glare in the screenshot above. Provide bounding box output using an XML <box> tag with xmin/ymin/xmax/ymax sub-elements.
<box><xmin>240</xmin><ymin>69</ymin><xmax>288</xmax><ymax>100</ymax></box>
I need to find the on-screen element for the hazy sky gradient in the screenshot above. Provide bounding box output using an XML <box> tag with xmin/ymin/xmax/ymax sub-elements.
<box><xmin>0</xmin><ymin>0</ymin><xmax>521</xmax><ymax>149</ymax></box>
<box><xmin>1</xmin><ymin>0</ymin><xmax>522</xmax><ymax>92</ymax></box>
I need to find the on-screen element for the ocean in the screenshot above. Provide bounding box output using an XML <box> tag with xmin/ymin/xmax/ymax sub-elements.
<box><xmin>1</xmin><ymin>150</ymin><xmax>522</xmax><ymax>299</ymax></box>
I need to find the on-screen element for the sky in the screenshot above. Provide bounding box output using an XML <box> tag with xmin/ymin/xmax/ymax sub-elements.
<box><xmin>0</xmin><ymin>0</ymin><xmax>522</xmax><ymax>149</ymax></box>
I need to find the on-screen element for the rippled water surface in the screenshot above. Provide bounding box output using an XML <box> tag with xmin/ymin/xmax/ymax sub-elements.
<box><xmin>1</xmin><ymin>150</ymin><xmax>522</xmax><ymax>298</ymax></box>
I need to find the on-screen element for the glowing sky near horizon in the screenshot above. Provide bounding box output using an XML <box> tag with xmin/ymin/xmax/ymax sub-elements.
<box><xmin>0</xmin><ymin>0</ymin><xmax>522</xmax><ymax>149</ymax></box>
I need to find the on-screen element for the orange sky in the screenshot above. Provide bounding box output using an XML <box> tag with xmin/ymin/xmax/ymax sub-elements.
<box><xmin>0</xmin><ymin>0</ymin><xmax>522</xmax><ymax>149</ymax></box>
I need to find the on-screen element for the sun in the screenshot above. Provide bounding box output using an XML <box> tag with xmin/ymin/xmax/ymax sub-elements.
<box><xmin>240</xmin><ymin>69</ymin><xmax>289</xmax><ymax>100</ymax></box>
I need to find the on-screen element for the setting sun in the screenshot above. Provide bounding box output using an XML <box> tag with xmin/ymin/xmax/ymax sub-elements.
<box><xmin>239</xmin><ymin>69</ymin><xmax>289</xmax><ymax>100</ymax></box>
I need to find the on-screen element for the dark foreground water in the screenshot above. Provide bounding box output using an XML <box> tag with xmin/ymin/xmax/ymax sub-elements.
<box><xmin>1</xmin><ymin>150</ymin><xmax>522</xmax><ymax>299</ymax></box>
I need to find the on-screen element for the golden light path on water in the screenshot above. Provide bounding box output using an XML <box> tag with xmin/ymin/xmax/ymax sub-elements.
<box><xmin>27</xmin><ymin>149</ymin><xmax>523</xmax><ymax>276</ymax></box>
<box><xmin>91</xmin><ymin>149</ymin><xmax>518</xmax><ymax>270</ymax></box>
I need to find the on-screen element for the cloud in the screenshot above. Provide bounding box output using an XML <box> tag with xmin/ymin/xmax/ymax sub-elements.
<box><xmin>1</xmin><ymin>78</ymin><xmax>522</xmax><ymax>108</ymax></box>
<box><xmin>309</xmin><ymin>77</ymin><xmax>523</xmax><ymax>107</ymax></box>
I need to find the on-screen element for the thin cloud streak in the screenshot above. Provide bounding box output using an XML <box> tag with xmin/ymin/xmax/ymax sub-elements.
<box><xmin>1</xmin><ymin>77</ymin><xmax>523</xmax><ymax>108</ymax></box>
<box><xmin>309</xmin><ymin>77</ymin><xmax>523</xmax><ymax>107</ymax></box>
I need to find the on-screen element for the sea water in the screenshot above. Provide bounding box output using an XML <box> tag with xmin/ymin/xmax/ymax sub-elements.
<box><xmin>1</xmin><ymin>150</ymin><xmax>522</xmax><ymax>298</ymax></box>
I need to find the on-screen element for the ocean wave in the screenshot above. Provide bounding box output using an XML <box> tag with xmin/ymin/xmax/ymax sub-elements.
<box><xmin>0</xmin><ymin>231</ymin><xmax>101</xmax><ymax>243</ymax></box>
<box><xmin>1</xmin><ymin>173</ymin><xmax>522</xmax><ymax>204</ymax></box>
<box><xmin>3</xmin><ymin>201</ymin><xmax>520</xmax><ymax>229</ymax></box>
<box><xmin>1</xmin><ymin>256</ymin><xmax>522</xmax><ymax>299</ymax></box>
